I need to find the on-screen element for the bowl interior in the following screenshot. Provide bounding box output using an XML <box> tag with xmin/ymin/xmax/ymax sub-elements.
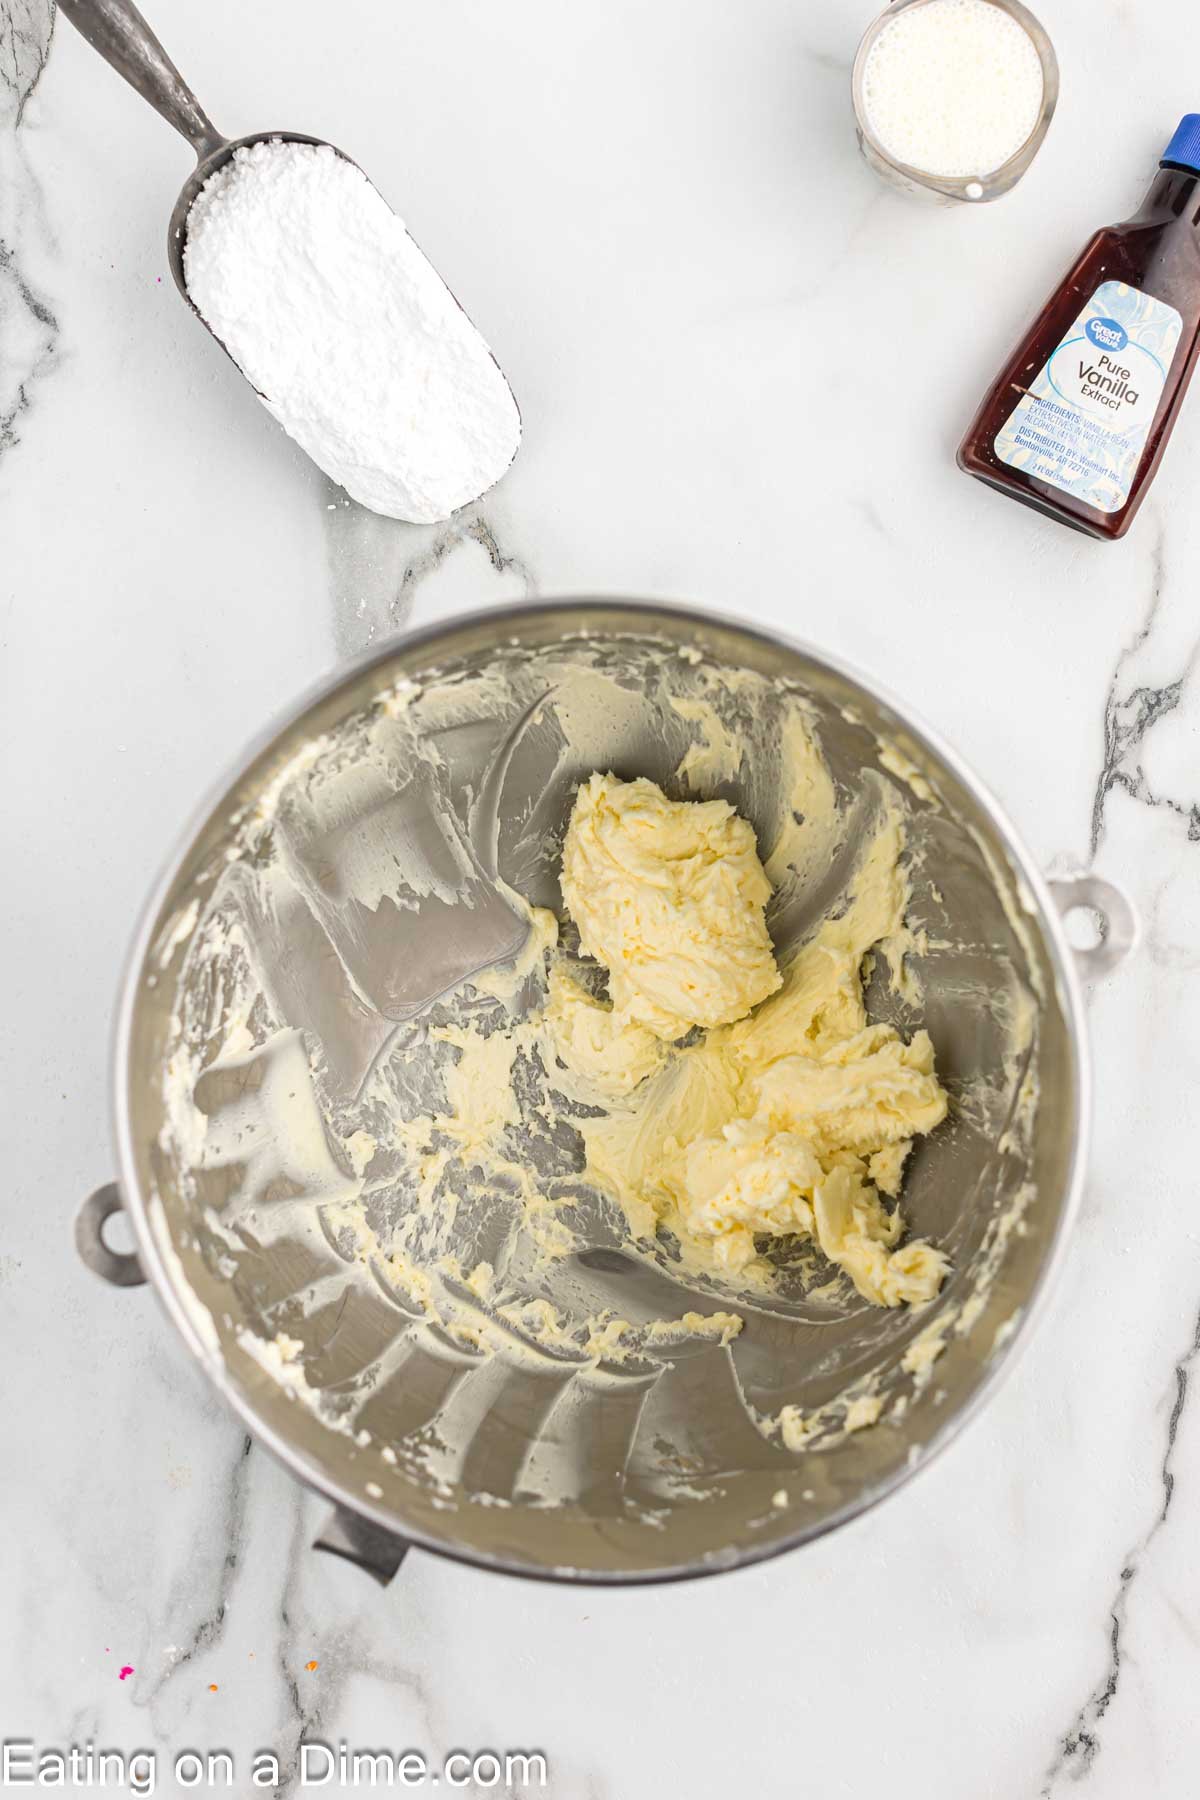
<box><xmin>122</xmin><ymin>604</ymin><xmax>1080</xmax><ymax>1580</ymax></box>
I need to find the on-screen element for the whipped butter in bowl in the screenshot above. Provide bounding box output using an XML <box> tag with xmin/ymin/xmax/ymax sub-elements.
<box><xmin>94</xmin><ymin>602</ymin><xmax>1117</xmax><ymax>1585</ymax></box>
<box><xmin>852</xmin><ymin>0</ymin><xmax>1058</xmax><ymax>203</ymax></box>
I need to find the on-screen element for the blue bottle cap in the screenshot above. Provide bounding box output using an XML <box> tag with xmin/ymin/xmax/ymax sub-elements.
<box><xmin>1162</xmin><ymin>114</ymin><xmax>1200</xmax><ymax>174</ymax></box>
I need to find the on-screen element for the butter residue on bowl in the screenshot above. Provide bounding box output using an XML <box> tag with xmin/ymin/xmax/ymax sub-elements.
<box><xmin>543</xmin><ymin>966</ymin><xmax>667</xmax><ymax>1099</ymax></box>
<box><xmin>155</xmin><ymin>636</ymin><xmax>1040</xmax><ymax>1475</ymax></box>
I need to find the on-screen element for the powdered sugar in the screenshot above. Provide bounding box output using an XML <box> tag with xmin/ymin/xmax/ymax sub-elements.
<box><xmin>183</xmin><ymin>140</ymin><xmax>521</xmax><ymax>523</ymax></box>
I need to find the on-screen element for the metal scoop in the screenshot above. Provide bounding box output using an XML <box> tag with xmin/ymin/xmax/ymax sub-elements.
<box><xmin>57</xmin><ymin>0</ymin><xmax>520</xmax><ymax>516</ymax></box>
<box><xmin>57</xmin><ymin>0</ymin><xmax>336</xmax><ymax>318</ymax></box>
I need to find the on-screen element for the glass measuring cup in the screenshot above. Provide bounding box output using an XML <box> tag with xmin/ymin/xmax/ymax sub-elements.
<box><xmin>851</xmin><ymin>0</ymin><xmax>1060</xmax><ymax>204</ymax></box>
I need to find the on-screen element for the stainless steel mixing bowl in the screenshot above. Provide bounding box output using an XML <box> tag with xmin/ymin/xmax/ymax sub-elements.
<box><xmin>76</xmin><ymin>600</ymin><xmax>1135</xmax><ymax>1585</ymax></box>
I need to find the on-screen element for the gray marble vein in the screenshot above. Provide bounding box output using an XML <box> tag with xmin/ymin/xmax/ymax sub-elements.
<box><xmin>390</xmin><ymin>509</ymin><xmax>537</xmax><ymax>617</ymax></box>
<box><xmin>802</xmin><ymin>47</ymin><xmax>846</xmax><ymax>73</ymax></box>
<box><xmin>1090</xmin><ymin>523</ymin><xmax>1200</xmax><ymax>856</ymax></box>
<box><xmin>268</xmin><ymin>1502</ymin><xmax>438</xmax><ymax>1800</ymax></box>
<box><xmin>326</xmin><ymin>491</ymin><xmax>537</xmax><ymax>658</ymax></box>
<box><xmin>1042</xmin><ymin>1303</ymin><xmax>1200</xmax><ymax>1793</ymax></box>
<box><xmin>0</xmin><ymin>240</ymin><xmax>57</xmax><ymax>451</ymax></box>
<box><xmin>138</xmin><ymin>1434</ymin><xmax>255</xmax><ymax>1715</ymax></box>
<box><xmin>271</xmin><ymin>1493</ymin><xmax>323</xmax><ymax>1800</ymax></box>
<box><xmin>0</xmin><ymin>0</ymin><xmax>58</xmax><ymax>462</ymax></box>
<box><xmin>0</xmin><ymin>0</ymin><xmax>53</xmax><ymax>127</ymax></box>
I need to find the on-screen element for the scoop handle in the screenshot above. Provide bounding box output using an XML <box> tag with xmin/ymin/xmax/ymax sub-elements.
<box><xmin>57</xmin><ymin>0</ymin><xmax>224</xmax><ymax>159</ymax></box>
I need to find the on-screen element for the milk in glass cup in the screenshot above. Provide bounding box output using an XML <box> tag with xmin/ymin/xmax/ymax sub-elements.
<box><xmin>852</xmin><ymin>0</ymin><xmax>1059</xmax><ymax>203</ymax></box>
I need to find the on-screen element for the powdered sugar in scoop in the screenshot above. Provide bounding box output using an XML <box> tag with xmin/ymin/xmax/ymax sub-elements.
<box><xmin>183</xmin><ymin>141</ymin><xmax>521</xmax><ymax>523</ymax></box>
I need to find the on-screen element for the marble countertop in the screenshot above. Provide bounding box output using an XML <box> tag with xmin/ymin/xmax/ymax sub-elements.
<box><xmin>4</xmin><ymin>0</ymin><xmax>1199</xmax><ymax>1794</ymax></box>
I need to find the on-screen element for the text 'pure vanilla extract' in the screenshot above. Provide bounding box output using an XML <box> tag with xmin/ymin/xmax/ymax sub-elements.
<box><xmin>959</xmin><ymin>115</ymin><xmax>1200</xmax><ymax>539</ymax></box>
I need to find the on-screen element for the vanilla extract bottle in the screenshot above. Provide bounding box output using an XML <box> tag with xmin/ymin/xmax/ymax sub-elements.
<box><xmin>959</xmin><ymin>116</ymin><xmax>1200</xmax><ymax>539</ymax></box>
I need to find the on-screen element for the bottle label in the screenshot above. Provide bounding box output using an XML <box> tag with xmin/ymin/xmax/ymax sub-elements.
<box><xmin>993</xmin><ymin>279</ymin><xmax>1183</xmax><ymax>514</ymax></box>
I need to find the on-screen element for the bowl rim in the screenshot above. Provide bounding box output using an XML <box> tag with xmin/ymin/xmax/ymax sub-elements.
<box><xmin>111</xmin><ymin>595</ymin><xmax>1090</xmax><ymax>1586</ymax></box>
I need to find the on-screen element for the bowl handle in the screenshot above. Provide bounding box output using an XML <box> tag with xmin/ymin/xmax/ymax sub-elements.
<box><xmin>1048</xmin><ymin>873</ymin><xmax>1140</xmax><ymax>980</ymax></box>
<box><xmin>312</xmin><ymin>1506</ymin><xmax>411</xmax><ymax>1585</ymax></box>
<box><xmin>75</xmin><ymin>1182</ymin><xmax>147</xmax><ymax>1287</ymax></box>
